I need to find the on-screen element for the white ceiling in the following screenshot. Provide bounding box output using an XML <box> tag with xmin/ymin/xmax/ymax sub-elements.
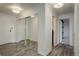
<box><xmin>0</xmin><ymin>3</ymin><xmax>75</xmax><ymax>15</ymax></box>
<box><xmin>0</xmin><ymin>3</ymin><xmax>40</xmax><ymax>14</ymax></box>
<box><xmin>52</xmin><ymin>3</ymin><xmax>74</xmax><ymax>15</ymax></box>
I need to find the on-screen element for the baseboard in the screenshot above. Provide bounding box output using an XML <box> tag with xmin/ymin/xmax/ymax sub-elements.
<box><xmin>0</xmin><ymin>40</ymin><xmax>24</xmax><ymax>46</ymax></box>
<box><xmin>0</xmin><ymin>41</ymin><xmax>16</xmax><ymax>46</ymax></box>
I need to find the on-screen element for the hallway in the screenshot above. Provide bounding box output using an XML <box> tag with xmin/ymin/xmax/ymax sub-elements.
<box><xmin>49</xmin><ymin>44</ymin><xmax>74</xmax><ymax>56</ymax></box>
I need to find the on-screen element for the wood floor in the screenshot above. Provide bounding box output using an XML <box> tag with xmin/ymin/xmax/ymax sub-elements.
<box><xmin>49</xmin><ymin>43</ymin><xmax>74</xmax><ymax>56</ymax></box>
<box><xmin>0</xmin><ymin>40</ymin><xmax>74</xmax><ymax>56</ymax></box>
<box><xmin>0</xmin><ymin>40</ymin><xmax>41</xmax><ymax>56</ymax></box>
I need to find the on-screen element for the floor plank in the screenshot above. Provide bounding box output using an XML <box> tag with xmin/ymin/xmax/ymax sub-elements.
<box><xmin>0</xmin><ymin>40</ymin><xmax>41</xmax><ymax>56</ymax></box>
<box><xmin>49</xmin><ymin>43</ymin><xmax>74</xmax><ymax>56</ymax></box>
<box><xmin>0</xmin><ymin>41</ymin><xmax>74</xmax><ymax>56</ymax></box>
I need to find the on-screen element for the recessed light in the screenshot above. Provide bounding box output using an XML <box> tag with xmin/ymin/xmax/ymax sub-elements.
<box><xmin>53</xmin><ymin>3</ymin><xmax>64</xmax><ymax>8</ymax></box>
<box><xmin>10</xmin><ymin>5</ymin><xmax>23</xmax><ymax>14</ymax></box>
<box><xmin>12</xmin><ymin>9</ymin><xmax>21</xmax><ymax>14</ymax></box>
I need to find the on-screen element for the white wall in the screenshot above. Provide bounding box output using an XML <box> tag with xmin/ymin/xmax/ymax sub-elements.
<box><xmin>74</xmin><ymin>4</ymin><xmax>79</xmax><ymax>56</ymax></box>
<box><xmin>16</xmin><ymin>18</ymin><xmax>25</xmax><ymax>42</ymax></box>
<box><xmin>35</xmin><ymin>4</ymin><xmax>46</xmax><ymax>55</ymax></box>
<box><xmin>57</xmin><ymin>13</ymin><xmax>74</xmax><ymax>46</ymax></box>
<box><xmin>0</xmin><ymin>13</ymin><xmax>16</xmax><ymax>45</ymax></box>
<box><xmin>35</xmin><ymin>3</ymin><xmax>53</xmax><ymax>55</ymax></box>
<box><xmin>44</xmin><ymin>4</ymin><xmax>52</xmax><ymax>55</ymax></box>
<box><xmin>28</xmin><ymin>17</ymin><xmax>38</xmax><ymax>41</ymax></box>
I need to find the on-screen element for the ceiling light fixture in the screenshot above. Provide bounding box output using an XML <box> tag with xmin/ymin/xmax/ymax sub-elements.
<box><xmin>10</xmin><ymin>5</ymin><xmax>22</xmax><ymax>14</ymax></box>
<box><xmin>53</xmin><ymin>3</ymin><xmax>64</xmax><ymax>8</ymax></box>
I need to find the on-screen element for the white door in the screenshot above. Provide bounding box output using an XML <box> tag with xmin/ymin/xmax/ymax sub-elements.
<box><xmin>16</xmin><ymin>19</ymin><xmax>25</xmax><ymax>42</ymax></box>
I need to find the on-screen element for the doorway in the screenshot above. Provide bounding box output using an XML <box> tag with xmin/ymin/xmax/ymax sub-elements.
<box><xmin>59</xmin><ymin>19</ymin><xmax>70</xmax><ymax>45</ymax></box>
<box><xmin>52</xmin><ymin>16</ymin><xmax>56</xmax><ymax>47</ymax></box>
